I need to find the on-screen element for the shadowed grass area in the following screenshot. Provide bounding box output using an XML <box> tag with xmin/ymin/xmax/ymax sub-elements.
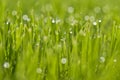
<box><xmin>0</xmin><ymin>0</ymin><xmax>120</xmax><ymax>80</ymax></box>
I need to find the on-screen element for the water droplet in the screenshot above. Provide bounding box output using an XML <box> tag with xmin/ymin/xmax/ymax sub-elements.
<box><xmin>90</xmin><ymin>16</ymin><xmax>95</xmax><ymax>22</ymax></box>
<box><xmin>52</xmin><ymin>19</ymin><xmax>56</xmax><ymax>24</ymax></box>
<box><xmin>98</xmin><ymin>20</ymin><xmax>102</xmax><ymax>23</ymax></box>
<box><xmin>3</xmin><ymin>62</ymin><xmax>10</xmax><ymax>68</ymax></box>
<box><xmin>36</xmin><ymin>68</ymin><xmax>42</xmax><ymax>74</ymax></box>
<box><xmin>23</xmin><ymin>15</ymin><xmax>31</xmax><ymax>22</ymax></box>
<box><xmin>71</xmin><ymin>19</ymin><xmax>78</xmax><ymax>26</ymax></box>
<box><xmin>12</xmin><ymin>10</ymin><xmax>17</xmax><ymax>16</ymax></box>
<box><xmin>94</xmin><ymin>7</ymin><xmax>101</xmax><ymax>13</ymax></box>
<box><xmin>61</xmin><ymin>58</ymin><xmax>67</xmax><ymax>64</ymax></box>
<box><xmin>70</xmin><ymin>31</ymin><xmax>73</xmax><ymax>34</ymax></box>
<box><xmin>100</xmin><ymin>56</ymin><xmax>105</xmax><ymax>63</ymax></box>
<box><xmin>93</xmin><ymin>21</ymin><xmax>97</xmax><ymax>26</ymax></box>
<box><xmin>113</xmin><ymin>59</ymin><xmax>117</xmax><ymax>63</ymax></box>
<box><xmin>84</xmin><ymin>15</ymin><xmax>90</xmax><ymax>21</ymax></box>
<box><xmin>6</xmin><ymin>20</ymin><xmax>10</xmax><ymax>25</ymax></box>
<box><xmin>68</xmin><ymin>6</ymin><xmax>74</xmax><ymax>13</ymax></box>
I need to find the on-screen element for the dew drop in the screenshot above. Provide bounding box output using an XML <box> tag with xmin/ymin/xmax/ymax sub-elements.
<box><xmin>36</xmin><ymin>68</ymin><xmax>42</xmax><ymax>74</ymax></box>
<box><xmin>61</xmin><ymin>58</ymin><xmax>67</xmax><ymax>64</ymax></box>
<box><xmin>98</xmin><ymin>20</ymin><xmax>102</xmax><ymax>23</ymax></box>
<box><xmin>84</xmin><ymin>15</ymin><xmax>90</xmax><ymax>21</ymax></box>
<box><xmin>68</xmin><ymin>6</ymin><xmax>74</xmax><ymax>13</ymax></box>
<box><xmin>113</xmin><ymin>59</ymin><xmax>117</xmax><ymax>63</ymax></box>
<box><xmin>93</xmin><ymin>21</ymin><xmax>97</xmax><ymax>26</ymax></box>
<box><xmin>94</xmin><ymin>7</ymin><xmax>101</xmax><ymax>13</ymax></box>
<box><xmin>12</xmin><ymin>10</ymin><xmax>17</xmax><ymax>16</ymax></box>
<box><xmin>3</xmin><ymin>62</ymin><xmax>10</xmax><ymax>68</ymax></box>
<box><xmin>100</xmin><ymin>56</ymin><xmax>105</xmax><ymax>63</ymax></box>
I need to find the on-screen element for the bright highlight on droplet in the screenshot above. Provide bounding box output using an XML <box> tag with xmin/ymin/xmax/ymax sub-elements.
<box><xmin>94</xmin><ymin>7</ymin><xmax>101</xmax><ymax>13</ymax></box>
<box><xmin>23</xmin><ymin>15</ymin><xmax>31</xmax><ymax>22</ymax></box>
<box><xmin>3</xmin><ymin>62</ymin><xmax>10</xmax><ymax>68</ymax></box>
<box><xmin>93</xmin><ymin>21</ymin><xmax>97</xmax><ymax>26</ymax></box>
<box><xmin>61</xmin><ymin>58</ymin><xmax>67</xmax><ymax>64</ymax></box>
<box><xmin>99</xmin><ymin>20</ymin><xmax>102</xmax><ymax>23</ymax></box>
<box><xmin>100</xmin><ymin>56</ymin><xmax>105</xmax><ymax>63</ymax></box>
<box><xmin>113</xmin><ymin>59</ymin><xmax>117</xmax><ymax>63</ymax></box>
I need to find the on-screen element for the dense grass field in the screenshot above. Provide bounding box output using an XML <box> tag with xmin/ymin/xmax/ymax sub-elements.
<box><xmin>0</xmin><ymin>0</ymin><xmax>120</xmax><ymax>80</ymax></box>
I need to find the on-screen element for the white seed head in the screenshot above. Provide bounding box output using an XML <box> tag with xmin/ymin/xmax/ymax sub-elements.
<box><xmin>100</xmin><ymin>56</ymin><xmax>105</xmax><ymax>63</ymax></box>
<box><xmin>3</xmin><ymin>62</ymin><xmax>10</xmax><ymax>68</ymax></box>
<box><xmin>93</xmin><ymin>21</ymin><xmax>97</xmax><ymax>26</ymax></box>
<box><xmin>61</xmin><ymin>58</ymin><xmax>67</xmax><ymax>64</ymax></box>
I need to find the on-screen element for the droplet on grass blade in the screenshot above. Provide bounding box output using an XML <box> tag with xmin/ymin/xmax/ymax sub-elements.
<box><xmin>98</xmin><ymin>20</ymin><xmax>102</xmax><ymax>23</ymax></box>
<box><xmin>93</xmin><ymin>21</ymin><xmax>97</xmax><ymax>26</ymax></box>
<box><xmin>12</xmin><ymin>10</ymin><xmax>17</xmax><ymax>16</ymax></box>
<box><xmin>36</xmin><ymin>68</ymin><xmax>42</xmax><ymax>74</ymax></box>
<box><xmin>84</xmin><ymin>15</ymin><xmax>90</xmax><ymax>21</ymax></box>
<box><xmin>90</xmin><ymin>16</ymin><xmax>95</xmax><ymax>22</ymax></box>
<box><xmin>61</xmin><ymin>58</ymin><xmax>67</xmax><ymax>64</ymax></box>
<box><xmin>23</xmin><ymin>15</ymin><xmax>31</xmax><ymax>22</ymax></box>
<box><xmin>100</xmin><ymin>56</ymin><xmax>105</xmax><ymax>63</ymax></box>
<box><xmin>113</xmin><ymin>59</ymin><xmax>117</xmax><ymax>63</ymax></box>
<box><xmin>68</xmin><ymin>6</ymin><xmax>74</xmax><ymax>13</ymax></box>
<box><xmin>3</xmin><ymin>62</ymin><xmax>10</xmax><ymax>68</ymax></box>
<box><xmin>52</xmin><ymin>19</ymin><xmax>56</xmax><ymax>24</ymax></box>
<box><xmin>79</xmin><ymin>30</ymin><xmax>86</xmax><ymax>36</ymax></box>
<box><xmin>94</xmin><ymin>7</ymin><xmax>101</xmax><ymax>13</ymax></box>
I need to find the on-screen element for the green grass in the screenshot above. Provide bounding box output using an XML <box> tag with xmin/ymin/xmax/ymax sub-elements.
<box><xmin>0</xmin><ymin>0</ymin><xmax>120</xmax><ymax>80</ymax></box>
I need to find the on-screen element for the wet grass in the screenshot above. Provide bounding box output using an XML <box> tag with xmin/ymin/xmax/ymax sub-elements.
<box><xmin>0</xmin><ymin>0</ymin><xmax>120</xmax><ymax>80</ymax></box>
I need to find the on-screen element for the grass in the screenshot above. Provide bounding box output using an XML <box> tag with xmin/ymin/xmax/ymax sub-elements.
<box><xmin>0</xmin><ymin>0</ymin><xmax>120</xmax><ymax>80</ymax></box>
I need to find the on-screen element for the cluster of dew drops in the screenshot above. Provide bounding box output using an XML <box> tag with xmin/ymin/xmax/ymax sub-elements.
<box><xmin>3</xmin><ymin>5</ymin><xmax>118</xmax><ymax>74</ymax></box>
